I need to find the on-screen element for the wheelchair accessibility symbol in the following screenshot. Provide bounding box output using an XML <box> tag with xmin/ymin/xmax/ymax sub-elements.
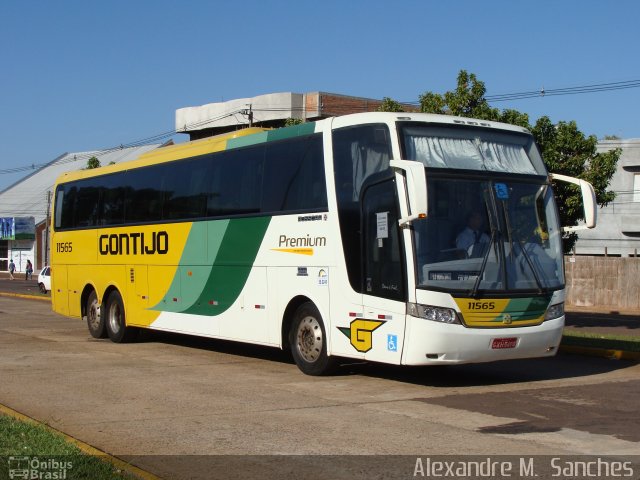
<box><xmin>387</xmin><ymin>334</ymin><xmax>398</xmax><ymax>352</ymax></box>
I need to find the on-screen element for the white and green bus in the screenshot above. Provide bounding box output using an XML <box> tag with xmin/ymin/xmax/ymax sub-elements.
<box><xmin>50</xmin><ymin>112</ymin><xmax>596</xmax><ymax>375</ymax></box>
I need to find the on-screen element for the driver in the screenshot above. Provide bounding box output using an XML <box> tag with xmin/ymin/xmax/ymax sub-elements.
<box><xmin>456</xmin><ymin>211</ymin><xmax>489</xmax><ymax>258</ymax></box>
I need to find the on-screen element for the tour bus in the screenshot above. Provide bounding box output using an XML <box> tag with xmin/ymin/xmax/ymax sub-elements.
<box><xmin>50</xmin><ymin>112</ymin><xmax>596</xmax><ymax>375</ymax></box>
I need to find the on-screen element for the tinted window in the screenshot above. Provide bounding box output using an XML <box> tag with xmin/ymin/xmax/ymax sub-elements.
<box><xmin>54</xmin><ymin>130</ymin><xmax>328</xmax><ymax>230</ymax></box>
<box><xmin>362</xmin><ymin>177</ymin><xmax>405</xmax><ymax>300</ymax></box>
<box><xmin>101</xmin><ymin>172</ymin><xmax>126</xmax><ymax>226</ymax></box>
<box><xmin>74</xmin><ymin>180</ymin><xmax>101</xmax><ymax>227</ymax></box>
<box><xmin>125</xmin><ymin>166</ymin><xmax>164</xmax><ymax>223</ymax></box>
<box><xmin>263</xmin><ymin>134</ymin><xmax>326</xmax><ymax>212</ymax></box>
<box><xmin>55</xmin><ymin>184</ymin><xmax>75</xmax><ymax>229</ymax></box>
<box><xmin>333</xmin><ymin>124</ymin><xmax>392</xmax><ymax>292</ymax></box>
<box><xmin>163</xmin><ymin>158</ymin><xmax>209</xmax><ymax>220</ymax></box>
<box><xmin>207</xmin><ymin>147</ymin><xmax>263</xmax><ymax>217</ymax></box>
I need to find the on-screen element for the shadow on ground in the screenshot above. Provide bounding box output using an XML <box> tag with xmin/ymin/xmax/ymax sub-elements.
<box><xmin>137</xmin><ymin>329</ymin><xmax>635</xmax><ymax>389</ymax></box>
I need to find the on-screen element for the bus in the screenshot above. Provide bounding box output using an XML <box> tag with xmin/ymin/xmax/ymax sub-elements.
<box><xmin>50</xmin><ymin>112</ymin><xmax>596</xmax><ymax>375</ymax></box>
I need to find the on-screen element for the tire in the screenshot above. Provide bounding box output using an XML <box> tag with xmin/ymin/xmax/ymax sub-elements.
<box><xmin>289</xmin><ymin>302</ymin><xmax>336</xmax><ymax>376</ymax></box>
<box><xmin>105</xmin><ymin>290</ymin><xmax>138</xmax><ymax>343</ymax></box>
<box><xmin>85</xmin><ymin>290</ymin><xmax>106</xmax><ymax>339</ymax></box>
<box><xmin>39</xmin><ymin>283</ymin><xmax>47</xmax><ymax>294</ymax></box>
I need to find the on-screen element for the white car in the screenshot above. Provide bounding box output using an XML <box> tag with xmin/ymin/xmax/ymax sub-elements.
<box><xmin>38</xmin><ymin>266</ymin><xmax>51</xmax><ymax>293</ymax></box>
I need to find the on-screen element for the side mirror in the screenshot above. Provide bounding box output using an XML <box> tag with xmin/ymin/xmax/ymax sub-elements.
<box><xmin>550</xmin><ymin>173</ymin><xmax>597</xmax><ymax>232</ymax></box>
<box><xmin>390</xmin><ymin>160</ymin><xmax>428</xmax><ymax>226</ymax></box>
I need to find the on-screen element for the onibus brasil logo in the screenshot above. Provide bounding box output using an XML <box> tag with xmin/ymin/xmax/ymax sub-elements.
<box><xmin>8</xmin><ymin>456</ymin><xmax>73</xmax><ymax>479</ymax></box>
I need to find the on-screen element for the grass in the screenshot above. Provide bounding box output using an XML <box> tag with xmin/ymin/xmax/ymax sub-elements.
<box><xmin>0</xmin><ymin>414</ymin><xmax>137</xmax><ymax>479</ymax></box>
<box><xmin>561</xmin><ymin>330</ymin><xmax>640</xmax><ymax>352</ymax></box>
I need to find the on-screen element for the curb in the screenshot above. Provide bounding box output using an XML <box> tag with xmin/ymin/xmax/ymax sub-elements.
<box><xmin>0</xmin><ymin>403</ymin><xmax>162</xmax><ymax>480</ymax></box>
<box><xmin>559</xmin><ymin>344</ymin><xmax>640</xmax><ymax>361</ymax></box>
<box><xmin>0</xmin><ymin>292</ymin><xmax>50</xmax><ymax>302</ymax></box>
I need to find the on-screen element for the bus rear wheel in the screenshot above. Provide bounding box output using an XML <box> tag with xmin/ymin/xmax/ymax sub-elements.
<box><xmin>105</xmin><ymin>290</ymin><xmax>138</xmax><ymax>343</ymax></box>
<box><xmin>85</xmin><ymin>290</ymin><xmax>106</xmax><ymax>339</ymax></box>
<box><xmin>289</xmin><ymin>302</ymin><xmax>336</xmax><ymax>376</ymax></box>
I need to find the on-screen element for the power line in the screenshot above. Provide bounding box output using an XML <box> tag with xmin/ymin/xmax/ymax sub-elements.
<box><xmin>2</xmin><ymin>78</ymin><xmax>640</xmax><ymax>178</ymax></box>
<box><xmin>0</xmin><ymin>108</ymin><xmax>247</xmax><ymax>177</ymax></box>
<box><xmin>486</xmin><ymin>79</ymin><xmax>640</xmax><ymax>102</ymax></box>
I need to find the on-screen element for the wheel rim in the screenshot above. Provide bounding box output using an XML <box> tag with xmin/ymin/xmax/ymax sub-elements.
<box><xmin>108</xmin><ymin>301</ymin><xmax>122</xmax><ymax>335</ymax></box>
<box><xmin>87</xmin><ymin>298</ymin><xmax>100</xmax><ymax>331</ymax></box>
<box><xmin>296</xmin><ymin>315</ymin><xmax>323</xmax><ymax>363</ymax></box>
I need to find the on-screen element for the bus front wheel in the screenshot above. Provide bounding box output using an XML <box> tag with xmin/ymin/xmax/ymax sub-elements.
<box><xmin>289</xmin><ymin>302</ymin><xmax>336</xmax><ymax>376</ymax></box>
<box><xmin>105</xmin><ymin>290</ymin><xmax>138</xmax><ymax>343</ymax></box>
<box><xmin>85</xmin><ymin>290</ymin><xmax>106</xmax><ymax>339</ymax></box>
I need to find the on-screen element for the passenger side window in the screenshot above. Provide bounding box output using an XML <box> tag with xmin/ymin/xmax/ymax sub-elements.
<box><xmin>125</xmin><ymin>167</ymin><xmax>164</xmax><ymax>223</ymax></box>
<box><xmin>163</xmin><ymin>157</ymin><xmax>209</xmax><ymax>219</ymax></box>
<box><xmin>362</xmin><ymin>177</ymin><xmax>405</xmax><ymax>301</ymax></box>
<box><xmin>262</xmin><ymin>134</ymin><xmax>326</xmax><ymax>212</ymax></box>
<box><xmin>207</xmin><ymin>147</ymin><xmax>263</xmax><ymax>217</ymax></box>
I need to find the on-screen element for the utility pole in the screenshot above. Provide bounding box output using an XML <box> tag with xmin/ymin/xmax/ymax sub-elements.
<box><xmin>240</xmin><ymin>104</ymin><xmax>254</xmax><ymax>127</ymax></box>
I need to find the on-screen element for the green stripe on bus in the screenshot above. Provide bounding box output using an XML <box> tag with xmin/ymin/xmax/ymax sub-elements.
<box><xmin>486</xmin><ymin>296</ymin><xmax>551</xmax><ymax>323</ymax></box>
<box><xmin>226</xmin><ymin>122</ymin><xmax>317</xmax><ymax>149</ymax></box>
<box><xmin>150</xmin><ymin>217</ymin><xmax>271</xmax><ymax>316</ymax></box>
<box><xmin>226</xmin><ymin>131</ymin><xmax>270</xmax><ymax>149</ymax></box>
<box><xmin>183</xmin><ymin>216</ymin><xmax>271</xmax><ymax>315</ymax></box>
<box><xmin>266</xmin><ymin>122</ymin><xmax>316</xmax><ymax>141</ymax></box>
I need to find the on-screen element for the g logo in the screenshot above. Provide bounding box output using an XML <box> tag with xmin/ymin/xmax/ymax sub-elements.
<box><xmin>502</xmin><ymin>313</ymin><xmax>513</xmax><ymax>325</ymax></box>
<box><xmin>338</xmin><ymin>319</ymin><xmax>385</xmax><ymax>353</ymax></box>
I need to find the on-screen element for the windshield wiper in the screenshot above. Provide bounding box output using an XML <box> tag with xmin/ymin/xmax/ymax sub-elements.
<box><xmin>469</xmin><ymin>192</ymin><xmax>498</xmax><ymax>298</ymax></box>
<box><xmin>501</xmin><ymin>201</ymin><xmax>545</xmax><ymax>293</ymax></box>
<box><xmin>469</xmin><ymin>227</ymin><xmax>496</xmax><ymax>298</ymax></box>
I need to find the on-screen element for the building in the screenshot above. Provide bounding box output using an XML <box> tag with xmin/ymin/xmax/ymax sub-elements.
<box><xmin>0</xmin><ymin>145</ymin><xmax>161</xmax><ymax>272</ymax></box>
<box><xmin>572</xmin><ymin>138</ymin><xmax>640</xmax><ymax>256</ymax></box>
<box><xmin>176</xmin><ymin>91</ymin><xmax>417</xmax><ymax>140</ymax></box>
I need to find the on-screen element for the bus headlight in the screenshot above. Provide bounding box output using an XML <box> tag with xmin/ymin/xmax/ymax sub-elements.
<box><xmin>544</xmin><ymin>302</ymin><xmax>564</xmax><ymax>321</ymax></box>
<box><xmin>407</xmin><ymin>303</ymin><xmax>460</xmax><ymax>324</ymax></box>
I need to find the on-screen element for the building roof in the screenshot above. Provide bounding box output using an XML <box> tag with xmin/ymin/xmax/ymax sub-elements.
<box><xmin>176</xmin><ymin>91</ymin><xmax>419</xmax><ymax>140</ymax></box>
<box><xmin>0</xmin><ymin>145</ymin><xmax>161</xmax><ymax>226</ymax></box>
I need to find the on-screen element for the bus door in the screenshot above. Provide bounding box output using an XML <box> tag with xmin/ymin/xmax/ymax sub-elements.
<box><xmin>52</xmin><ymin>264</ymin><xmax>69</xmax><ymax>316</ymax></box>
<box><xmin>126</xmin><ymin>264</ymin><xmax>149</xmax><ymax>325</ymax></box>
<box><xmin>359</xmin><ymin>174</ymin><xmax>407</xmax><ymax>364</ymax></box>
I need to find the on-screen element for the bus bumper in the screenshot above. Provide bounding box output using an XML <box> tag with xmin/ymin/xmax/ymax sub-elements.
<box><xmin>401</xmin><ymin>315</ymin><xmax>564</xmax><ymax>365</ymax></box>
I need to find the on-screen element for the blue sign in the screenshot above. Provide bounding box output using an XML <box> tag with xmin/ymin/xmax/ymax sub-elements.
<box><xmin>387</xmin><ymin>334</ymin><xmax>398</xmax><ymax>352</ymax></box>
<box><xmin>0</xmin><ymin>217</ymin><xmax>15</xmax><ymax>240</ymax></box>
<box><xmin>494</xmin><ymin>183</ymin><xmax>509</xmax><ymax>200</ymax></box>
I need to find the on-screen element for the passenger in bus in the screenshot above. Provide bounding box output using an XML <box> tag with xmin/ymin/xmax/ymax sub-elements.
<box><xmin>455</xmin><ymin>211</ymin><xmax>489</xmax><ymax>258</ymax></box>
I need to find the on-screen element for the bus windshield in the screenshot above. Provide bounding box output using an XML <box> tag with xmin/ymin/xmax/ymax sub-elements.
<box><xmin>412</xmin><ymin>176</ymin><xmax>564</xmax><ymax>294</ymax></box>
<box><xmin>401</xmin><ymin>123</ymin><xmax>543</xmax><ymax>175</ymax></box>
<box><xmin>399</xmin><ymin>122</ymin><xmax>564</xmax><ymax>294</ymax></box>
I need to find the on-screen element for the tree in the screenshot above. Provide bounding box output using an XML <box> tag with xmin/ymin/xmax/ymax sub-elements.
<box><xmin>377</xmin><ymin>97</ymin><xmax>405</xmax><ymax>112</ymax></box>
<box><xmin>532</xmin><ymin>117</ymin><xmax>619</xmax><ymax>251</ymax></box>
<box><xmin>284</xmin><ymin>118</ymin><xmax>303</xmax><ymax>126</ymax></box>
<box><xmin>381</xmin><ymin>70</ymin><xmax>621</xmax><ymax>252</ymax></box>
<box><xmin>84</xmin><ymin>156</ymin><xmax>101</xmax><ymax>169</ymax></box>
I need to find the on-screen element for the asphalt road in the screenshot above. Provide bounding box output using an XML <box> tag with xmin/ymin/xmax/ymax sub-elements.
<box><xmin>1</xmin><ymin>296</ymin><xmax>639</xmax><ymax>479</ymax></box>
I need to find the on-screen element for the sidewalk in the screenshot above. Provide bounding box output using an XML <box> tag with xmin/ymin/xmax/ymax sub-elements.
<box><xmin>0</xmin><ymin>273</ymin><xmax>48</xmax><ymax>298</ymax></box>
<box><xmin>565</xmin><ymin>306</ymin><xmax>640</xmax><ymax>338</ymax></box>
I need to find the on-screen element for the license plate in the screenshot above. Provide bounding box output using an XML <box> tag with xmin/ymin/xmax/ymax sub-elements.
<box><xmin>491</xmin><ymin>337</ymin><xmax>518</xmax><ymax>349</ymax></box>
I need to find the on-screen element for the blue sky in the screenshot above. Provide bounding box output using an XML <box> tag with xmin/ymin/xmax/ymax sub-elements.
<box><xmin>1</xmin><ymin>0</ymin><xmax>639</xmax><ymax>191</ymax></box>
